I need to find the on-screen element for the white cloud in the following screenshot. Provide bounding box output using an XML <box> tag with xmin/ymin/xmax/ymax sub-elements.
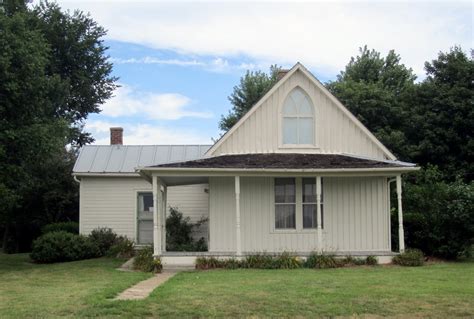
<box><xmin>86</xmin><ymin>120</ymin><xmax>213</xmax><ymax>145</ymax></box>
<box><xmin>110</xmin><ymin>56</ymin><xmax>264</xmax><ymax>73</ymax></box>
<box><xmin>53</xmin><ymin>1</ymin><xmax>472</xmax><ymax>78</ymax></box>
<box><xmin>101</xmin><ymin>84</ymin><xmax>213</xmax><ymax>120</ymax></box>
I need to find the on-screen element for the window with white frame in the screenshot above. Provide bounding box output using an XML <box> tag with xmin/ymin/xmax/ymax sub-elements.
<box><xmin>275</xmin><ymin>177</ymin><xmax>324</xmax><ymax>230</ymax></box>
<box><xmin>282</xmin><ymin>87</ymin><xmax>315</xmax><ymax>145</ymax></box>
<box><xmin>137</xmin><ymin>192</ymin><xmax>153</xmax><ymax>244</ymax></box>
<box><xmin>302</xmin><ymin>178</ymin><xmax>324</xmax><ymax>229</ymax></box>
<box><xmin>274</xmin><ymin>178</ymin><xmax>296</xmax><ymax>229</ymax></box>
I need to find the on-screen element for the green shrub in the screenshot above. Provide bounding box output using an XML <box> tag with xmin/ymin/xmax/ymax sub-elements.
<box><xmin>89</xmin><ymin>227</ymin><xmax>117</xmax><ymax>255</ymax></box>
<box><xmin>30</xmin><ymin>231</ymin><xmax>100</xmax><ymax>263</ymax></box>
<box><xmin>195</xmin><ymin>257</ymin><xmax>223</xmax><ymax>270</ymax></box>
<box><xmin>393</xmin><ymin>249</ymin><xmax>424</xmax><ymax>266</ymax></box>
<box><xmin>305</xmin><ymin>253</ymin><xmax>338</xmax><ymax>269</ymax></box>
<box><xmin>166</xmin><ymin>207</ymin><xmax>208</xmax><ymax>252</ymax></box>
<box><xmin>42</xmin><ymin>222</ymin><xmax>79</xmax><ymax>234</ymax></box>
<box><xmin>243</xmin><ymin>253</ymin><xmax>276</xmax><ymax>269</ymax></box>
<box><xmin>366</xmin><ymin>256</ymin><xmax>378</xmax><ymax>265</ymax></box>
<box><xmin>107</xmin><ymin>236</ymin><xmax>135</xmax><ymax>258</ymax></box>
<box><xmin>397</xmin><ymin>167</ymin><xmax>474</xmax><ymax>259</ymax></box>
<box><xmin>133</xmin><ymin>246</ymin><xmax>162</xmax><ymax>273</ymax></box>
<box><xmin>221</xmin><ymin>258</ymin><xmax>241</xmax><ymax>269</ymax></box>
<box><xmin>273</xmin><ymin>252</ymin><xmax>303</xmax><ymax>269</ymax></box>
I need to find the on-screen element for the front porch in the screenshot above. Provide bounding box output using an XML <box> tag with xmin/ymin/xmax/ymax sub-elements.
<box><xmin>137</xmin><ymin>153</ymin><xmax>418</xmax><ymax>266</ymax></box>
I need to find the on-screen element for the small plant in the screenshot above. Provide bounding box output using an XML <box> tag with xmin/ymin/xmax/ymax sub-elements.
<box><xmin>133</xmin><ymin>246</ymin><xmax>162</xmax><ymax>272</ymax></box>
<box><xmin>89</xmin><ymin>227</ymin><xmax>118</xmax><ymax>256</ymax></box>
<box><xmin>243</xmin><ymin>253</ymin><xmax>275</xmax><ymax>269</ymax></box>
<box><xmin>393</xmin><ymin>249</ymin><xmax>424</xmax><ymax>266</ymax></box>
<box><xmin>366</xmin><ymin>255</ymin><xmax>378</xmax><ymax>265</ymax></box>
<box><xmin>30</xmin><ymin>231</ymin><xmax>100</xmax><ymax>263</ymax></box>
<box><xmin>305</xmin><ymin>253</ymin><xmax>338</xmax><ymax>269</ymax></box>
<box><xmin>273</xmin><ymin>252</ymin><xmax>302</xmax><ymax>269</ymax></box>
<box><xmin>195</xmin><ymin>257</ymin><xmax>222</xmax><ymax>270</ymax></box>
<box><xmin>222</xmin><ymin>258</ymin><xmax>241</xmax><ymax>269</ymax></box>
<box><xmin>42</xmin><ymin>222</ymin><xmax>79</xmax><ymax>235</ymax></box>
<box><xmin>107</xmin><ymin>236</ymin><xmax>135</xmax><ymax>258</ymax></box>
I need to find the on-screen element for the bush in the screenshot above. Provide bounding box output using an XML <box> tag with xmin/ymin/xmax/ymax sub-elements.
<box><xmin>366</xmin><ymin>256</ymin><xmax>378</xmax><ymax>265</ymax></box>
<box><xmin>107</xmin><ymin>236</ymin><xmax>135</xmax><ymax>258</ymax></box>
<box><xmin>30</xmin><ymin>231</ymin><xmax>100</xmax><ymax>263</ymax></box>
<box><xmin>393</xmin><ymin>249</ymin><xmax>424</xmax><ymax>266</ymax></box>
<box><xmin>221</xmin><ymin>258</ymin><xmax>241</xmax><ymax>269</ymax></box>
<box><xmin>340</xmin><ymin>255</ymin><xmax>365</xmax><ymax>266</ymax></box>
<box><xmin>133</xmin><ymin>246</ymin><xmax>162</xmax><ymax>273</ymax></box>
<box><xmin>243</xmin><ymin>253</ymin><xmax>276</xmax><ymax>269</ymax></box>
<box><xmin>305</xmin><ymin>253</ymin><xmax>338</xmax><ymax>269</ymax></box>
<box><xmin>89</xmin><ymin>228</ymin><xmax>118</xmax><ymax>256</ymax></box>
<box><xmin>195</xmin><ymin>257</ymin><xmax>223</xmax><ymax>270</ymax></box>
<box><xmin>166</xmin><ymin>207</ymin><xmax>208</xmax><ymax>252</ymax></box>
<box><xmin>42</xmin><ymin>222</ymin><xmax>79</xmax><ymax>235</ymax></box>
<box><xmin>396</xmin><ymin>167</ymin><xmax>474</xmax><ymax>259</ymax></box>
<box><xmin>273</xmin><ymin>252</ymin><xmax>303</xmax><ymax>269</ymax></box>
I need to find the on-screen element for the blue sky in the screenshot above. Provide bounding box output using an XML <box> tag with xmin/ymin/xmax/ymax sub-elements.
<box><xmin>51</xmin><ymin>1</ymin><xmax>472</xmax><ymax>145</ymax></box>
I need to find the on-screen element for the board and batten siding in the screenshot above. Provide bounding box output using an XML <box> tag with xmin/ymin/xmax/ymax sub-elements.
<box><xmin>208</xmin><ymin>176</ymin><xmax>390</xmax><ymax>253</ymax></box>
<box><xmin>210</xmin><ymin>69</ymin><xmax>387</xmax><ymax>160</ymax></box>
<box><xmin>79</xmin><ymin>177</ymin><xmax>209</xmax><ymax>242</ymax></box>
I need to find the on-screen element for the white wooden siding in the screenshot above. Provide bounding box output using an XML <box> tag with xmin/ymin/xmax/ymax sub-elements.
<box><xmin>210</xmin><ymin>69</ymin><xmax>387</xmax><ymax>159</ymax></box>
<box><xmin>79</xmin><ymin>177</ymin><xmax>209</xmax><ymax>242</ymax></box>
<box><xmin>208</xmin><ymin>176</ymin><xmax>390</xmax><ymax>253</ymax></box>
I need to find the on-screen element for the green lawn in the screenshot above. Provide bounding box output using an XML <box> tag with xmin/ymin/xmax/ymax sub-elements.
<box><xmin>0</xmin><ymin>254</ymin><xmax>473</xmax><ymax>318</ymax></box>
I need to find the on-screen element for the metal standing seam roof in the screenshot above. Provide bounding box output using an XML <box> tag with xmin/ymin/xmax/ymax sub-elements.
<box><xmin>73</xmin><ymin>145</ymin><xmax>212</xmax><ymax>173</ymax></box>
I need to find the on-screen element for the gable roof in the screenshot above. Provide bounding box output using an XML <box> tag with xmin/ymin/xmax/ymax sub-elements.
<box><xmin>149</xmin><ymin>153</ymin><xmax>414</xmax><ymax>170</ymax></box>
<box><xmin>206</xmin><ymin>62</ymin><xmax>396</xmax><ymax>160</ymax></box>
<box><xmin>73</xmin><ymin>144</ymin><xmax>211</xmax><ymax>174</ymax></box>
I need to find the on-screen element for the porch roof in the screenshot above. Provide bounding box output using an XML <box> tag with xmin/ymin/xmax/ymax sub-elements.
<box><xmin>146</xmin><ymin>153</ymin><xmax>415</xmax><ymax>170</ymax></box>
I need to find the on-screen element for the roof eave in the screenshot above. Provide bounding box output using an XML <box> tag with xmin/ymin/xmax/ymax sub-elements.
<box><xmin>136</xmin><ymin>166</ymin><xmax>420</xmax><ymax>177</ymax></box>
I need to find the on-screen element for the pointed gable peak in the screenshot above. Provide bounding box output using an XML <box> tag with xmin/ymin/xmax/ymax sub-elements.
<box><xmin>207</xmin><ymin>62</ymin><xmax>396</xmax><ymax>160</ymax></box>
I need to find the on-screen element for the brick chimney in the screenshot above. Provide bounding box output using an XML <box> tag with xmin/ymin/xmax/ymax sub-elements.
<box><xmin>110</xmin><ymin>127</ymin><xmax>123</xmax><ymax>145</ymax></box>
<box><xmin>277</xmin><ymin>69</ymin><xmax>289</xmax><ymax>81</ymax></box>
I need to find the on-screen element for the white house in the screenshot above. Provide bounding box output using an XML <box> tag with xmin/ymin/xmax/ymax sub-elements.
<box><xmin>73</xmin><ymin>63</ymin><xmax>418</xmax><ymax>265</ymax></box>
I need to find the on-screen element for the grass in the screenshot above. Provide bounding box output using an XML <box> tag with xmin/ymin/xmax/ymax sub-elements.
<box><xmin>0</xmin><ymin>254</ymin><xmax>473</xmax><ymax>318</ymax></box>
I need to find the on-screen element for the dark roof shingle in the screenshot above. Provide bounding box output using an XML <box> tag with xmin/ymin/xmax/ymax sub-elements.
<box><xmin>149</xmin><ymin>153</ymin><xmax>413</xmax><ymax>170</ymax></box>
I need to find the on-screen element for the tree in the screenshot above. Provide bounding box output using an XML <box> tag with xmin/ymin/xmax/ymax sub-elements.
<box><xmin>33</xmin><ymin>2</ymin><xmax>118</xmax><ymax>146</ymax></box>
<box><xmin>408</xmin><ymin>47</ymin><xmax>473</xmax><ymax>180</ymax></box>
<box><xmin>326</xmin><ymin>46</ymin><xmax>417</xmax><ymax>159</ymax></box>
<box><xmin>0</xmin><ymin>0</ymin><xmax>116</xmax><ymax>252</ymax></box>
<box><xmin>219</xmin><ymin>65</ymin><xmax>281</xmax><ymax>132</ymax></box>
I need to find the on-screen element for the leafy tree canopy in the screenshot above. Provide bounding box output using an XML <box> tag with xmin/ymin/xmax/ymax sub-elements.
<box><xmin>326</xmin><ymin>46</ymin><xmax>416</xmax><ymax>159</ymax></box>
<box><xmin>219</xmin><ymin>65</ymin><xmax>281</xmax><ymax>132</ymax></box>
<box><xmin>0</xmin><ymin>0</ymin><xmax>116</xmax><ymax>252</ymax></box>
<box><xmin>408</xmin><ymin>46</ymin><xmax>473</xmax><ymax>180</ymax></box>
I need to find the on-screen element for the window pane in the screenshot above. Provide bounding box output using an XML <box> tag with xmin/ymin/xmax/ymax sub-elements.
<box><xmin>302</xmin><ymin>178</ymin><xmax>316</xmax><ymax>202</ymax></box>
<box><xmin>282</xmin><ymin>98</ymin><xmax>297</xmax><ymax>115</ymax></box>
<box><xmin>303</xmin><ymin>204</ymin><xmax>317</xmax><ymax>228</ymax></box>
<box><xmin>275</xmin><ymin>204</ymin><xmax>296</xmax><ymax>229</ymax></box>
<box><xmin>138</xmin><ymin>220</ymin><xmax>153</xmax><ymax>244</ymax></box>
<box><xmin>283</xmin><ymin>117</ymin><xmax>298</xmax><ymax>144</ymax></box>
<box><xmin>298</xmin><ymin>118</ymin><xmax>314</xmax><ymax>144</ymax></box>
<box><xmin>138</xmin><ymin>193</ymin><xmax>153</xmax><ymax>220</ymax></box>
<box><xmin>291</xmin><ymin>88</ymin><xmax>305</xmax><ymax>105</ymax></box>
<box><xmin>299</xmin><ymin>97</ymin><xmax>313</xmax><ymax>115</ymax></box>
<box><xmin>275</xmin><ymin>178</ymin><xmax>295</xmax><ymax>203</ymax></box>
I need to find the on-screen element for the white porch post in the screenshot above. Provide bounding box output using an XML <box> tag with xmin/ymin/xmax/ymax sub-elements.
<box><xmin>316</xmin><ymin>176</ymin><xmax>322</xmax><ymax>253</ymax></box>
<box><xmin>235</xmin><ymin>176</ymin><xmax>242</xmax><ymax>256</ymax></box>
<box><xmin>396</xmin><ymin>174</ymin><xmax>405</xmax><ymax>253</ymax></box>
<box><xmin>162</xmin><ymin>185</ymin><xmax>167</xmax><ymax>253</ymax></box>
<box><xmin>152</xmin><ymin>175</ymin><xmax>163</xmax><ymax>256</ymax></box>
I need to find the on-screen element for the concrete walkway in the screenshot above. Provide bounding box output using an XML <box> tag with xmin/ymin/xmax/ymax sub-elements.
<box><xmin>114</xmin><ymin>271</ymin><xmax>176</xmax><ymax>300</ymax></box>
